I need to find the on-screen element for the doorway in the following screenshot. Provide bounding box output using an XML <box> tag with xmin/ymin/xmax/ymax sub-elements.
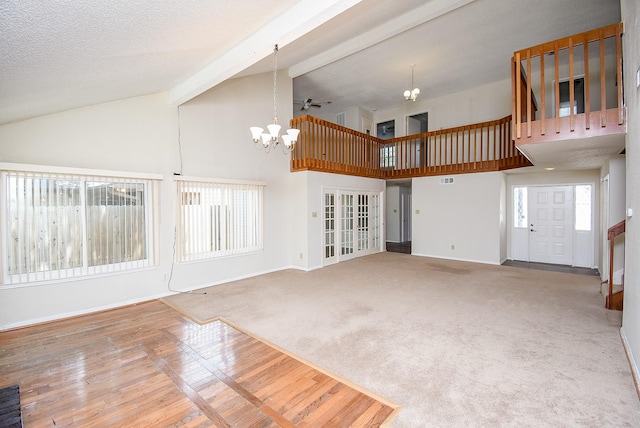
<box><xmin>528</xmin><ymin>186</ymin><xmax>573</xmax><ymax>265</ymax></box>
<box><xmin>511</xmin><ymin>184</ymin><xmax>594</xmax><ymax>267</ymax></box>
<box><xmin>385</xmin><ymin>181</ymin><xmax>412</xmax><ymax>254</ymax></box>
<box><xmin>323</xmin><ymin>189</ymin><xmax>382</xmax><ymax>265</ymax></box>
<box><xmin>407</xmin><ymin>112</ymin><xmax>428</xmax><ymax>167</ymax></box>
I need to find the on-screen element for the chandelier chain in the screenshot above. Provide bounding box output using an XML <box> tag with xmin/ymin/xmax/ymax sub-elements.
<box><xmin>273</xmin><ymin>44</ymin><xmax>278</xmax><ymax>124</ymax></box>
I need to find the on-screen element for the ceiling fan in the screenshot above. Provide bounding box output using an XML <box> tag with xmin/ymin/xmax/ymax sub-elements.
<box><xmin>299</xmin><ymin>98</ymin><xmax>322</xmax><ymax>111</ymax></box>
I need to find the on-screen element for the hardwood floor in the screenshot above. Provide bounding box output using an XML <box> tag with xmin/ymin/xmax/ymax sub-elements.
<box><xmin>0</xmin><ymin>301</ymin><xmax>397</xmax><ymax>427</ymax></box>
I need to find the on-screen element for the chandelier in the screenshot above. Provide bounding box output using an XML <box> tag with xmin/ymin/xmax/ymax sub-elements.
<box><xmin>250</xmin><ymin>44</ymin><xmax>300</xmax><ymax>153</ymax></box>
<box><xmin>403</xmin><ymin>64</ymin><xmax>420</xmax><ymax>102</ymax></box>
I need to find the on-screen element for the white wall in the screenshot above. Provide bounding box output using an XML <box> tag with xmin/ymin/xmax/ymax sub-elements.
<box><xmin>621</xmin><ymin>0</ymin><xmax>640</xmax><ymax>394</ymax></box>
<box><xmin>603</xmin><ymin>156</ymin><xmax>627</xmax><ymax>279</ymax></box>
<box><xmin>412</xmin><ymin>172</ymin><xmax>504</xmax><ymax>265</ymax></box>
<box><xmin>500</xmin><ymin>174</ymin><xmax>508</xmax><ymax>263</ymax></box>
<box><xmin>373</xmin><ymin>79</ymin><xmax>512</xmax><ymax>136</ymax></box>
<box><xmin>385</xmin><ymin>185</ymin><xmax>401</xmax><ymax>242</ymax></box>
<box><xmin>0</xmin><ymin>93</ymin><xmax>176</xmax><ymax>329</ymax></box>
<box><xmin>0</xmin><ymin>71</ymin><xmax>296</xmax><ymax>329</ymax></box>
<box><xmin>506</xmin><ymin>169</ymin><xmax>601</xmax><ymax>268</ymax></box>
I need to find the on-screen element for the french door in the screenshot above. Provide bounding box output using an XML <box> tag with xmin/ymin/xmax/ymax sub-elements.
<box><xmin>324</xmin><ymin>189</ymin><xmax>382</xmax><ymax>265</ymax></box>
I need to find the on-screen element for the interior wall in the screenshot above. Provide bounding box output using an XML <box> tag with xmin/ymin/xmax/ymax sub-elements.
<box><xmin>0</xmin><ymin>71</ymin><xmax>295</xmax><ymax>329</ymax></box>
<box><xmin>500</xmin><ymin>174</ymin><xmax>508</xmax><ymax>263</ymax></box>
<box><xmin>505</xmin><ymin>169</ymin><xmax>601</xmax><ymax>268</ymax></box>
<box><xmin>372</xmin><ymin>79</ymin><xmax>512</xmax><ymax>136</ymax></box>
<box><xmin>606</xmin><ymin>156</ymin><xmax>627</xmax><ymax>278</ymax></box>
<box><xmin>0</xmin><ymin>93</ymin><xmax>176</xmax><ymax>329</ymax></box>
<box><xmin>621</xmin><ymin>0</ymin><xmax>640</xmax><ymax>393</ymax></box>
<box><xmin>412</xmin><ymin>171</ymin><xmax>504</xmax><ymax>265</ymax></box>
<box><xmin>385</xmin><ymin>185</ymin><xmax>401</xmax><ymax>242</ymax></box>
<box><xmin>171</xmin><ymin>71</ymin><xmax>294</xmax><ymax>288</ymax></box>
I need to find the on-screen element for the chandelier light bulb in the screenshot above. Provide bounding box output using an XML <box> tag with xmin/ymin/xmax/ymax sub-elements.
<box><xmin>249</xmin><ymin>44</ymin><xmax>299</xmax><ymax>154</ymax></box>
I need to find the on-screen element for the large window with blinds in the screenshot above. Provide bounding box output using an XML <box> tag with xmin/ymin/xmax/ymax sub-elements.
<box><xmin>176</xmin><ymin>178</ymin><xmax>264</xmax><ymax>262</ymax></box>
<box><xmin>0</xmin><ymin>166</ymin><xmax>158</xmax><ymax>285</ymax></box>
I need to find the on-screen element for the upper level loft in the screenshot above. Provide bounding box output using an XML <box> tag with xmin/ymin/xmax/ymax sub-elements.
<box><xmin>512</xmin><ymin>22</ymin><xmax>626</xmax><ymax>169</ymax></box>
<box><xmin>288</xmin><ymin>23</ymin><xmax>626</xmax><ymax>178</ymax></box>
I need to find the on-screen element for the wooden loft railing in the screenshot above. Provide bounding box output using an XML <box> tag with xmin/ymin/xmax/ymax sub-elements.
<box><xmin>512</xmin><ymin>22</ymin><xmax>625</xmax><ymax>145</ymax></box>
<box><xmin>290</xmin><ymin>115</ymin><xmax>532</xmax><ymax>179</ymax></box>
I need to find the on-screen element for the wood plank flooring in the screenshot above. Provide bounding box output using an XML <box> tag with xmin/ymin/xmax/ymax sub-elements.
<box><xmin>0</xmin><ymin>301</ymin><xmax>398</xmax><ymax>427</ymax></box>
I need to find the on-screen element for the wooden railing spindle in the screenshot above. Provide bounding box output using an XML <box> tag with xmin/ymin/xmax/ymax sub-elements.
<box><xmin>569</xmin><ymin>37</ymin><xmax>575</xmax><ymax>132</ymax></box>
<box><xmin>584</xmin><ymin>34</ymin><xmax>591</xmax><ymax>130</ymax></box>
<box><xmin>600</xmin><ymin>30</ymin><xmax>606</xmax><ymax>128</ymax></box>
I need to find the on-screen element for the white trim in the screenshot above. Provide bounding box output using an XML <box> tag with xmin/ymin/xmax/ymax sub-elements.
<box><xmin>0</xmin><ymin>291</ymin><xmax>172</xmax><ymax>331</ymax></box>
<box><xmin>165</xmin><ymin>265</ymin><xmax>294</xmax><ymax>294</ymax></box>
<box><xmin>412</xmin><ymin>252</ymin><xmax>502</xmax><ymax>266</ymax></box>
<box><xmin>0</xmin><ymin>162</ymin><xmax>163</xmax><ymax>181</ymax></box>
<box><xmin>173</xmin><ymin>175</ymin><xmax>266</xmax><ymax>187</ymax></box>
<box><xmin>0</xmin><ymin>266</ymin><xmax>156</xmax><ymax>290</ymax></box>
<box><xmin>620</xmin><ymin>327</ymin><xmax>640</xmax><ymax>398</ymax></box>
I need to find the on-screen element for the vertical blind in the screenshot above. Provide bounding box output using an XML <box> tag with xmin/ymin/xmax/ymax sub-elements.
<box><xmin>177</xmin><ymin>179</ymin><xmax>264</xmax><ymax>261</ymax></box>
<box><xmin>1</xmin><ymin>169</ymin><xmax>155</xmax><ymax>285</ymax></box>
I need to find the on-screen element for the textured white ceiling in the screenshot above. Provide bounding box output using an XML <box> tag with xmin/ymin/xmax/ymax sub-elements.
<box><xmin>0</xmin><ymin>0</ymin><xmax>300</xmax><ymax>123</ymax></box>
<box><xmin>0</xmin><ymin>0</ymin><xmax>622</xmax><ymax>132</ymax></box>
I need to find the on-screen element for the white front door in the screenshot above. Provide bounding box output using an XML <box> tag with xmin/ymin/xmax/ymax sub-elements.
<box><xmin>529</xmin><ymin>186</ymin><xmax>573</xmax><ymax>265</ymax></box>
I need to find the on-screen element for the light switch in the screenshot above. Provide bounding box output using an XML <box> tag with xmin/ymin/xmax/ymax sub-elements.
<box><xmin>312</xmin><ymin>211</ymin><xmax>318</xmax><ymax>218</ymax></box>
<box><xmin>415</xmin><ymin>209</ymin><xmax>420</xmax><ymax>214</ymax></box>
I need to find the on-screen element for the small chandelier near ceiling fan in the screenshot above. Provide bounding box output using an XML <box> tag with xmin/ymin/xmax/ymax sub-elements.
<box><xmin>403</xmin><ymin>64</ymin><xmax>420</xmax><ymax>102</ymax></box>
<box><xmin>249</xmin><ymin>44</ymin><xmax>300</xmax><ymax>154</ymax></box>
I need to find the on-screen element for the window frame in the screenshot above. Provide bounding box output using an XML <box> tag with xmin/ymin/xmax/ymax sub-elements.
<box><xmin>0</xmin><ymin>163</ymin><xmax>161</xmax><ymax>287</ymax></box>
<box><xmin>175</xmin><ymin>176</ymin><xmax>265</xmax><ymax>263</ymax></box>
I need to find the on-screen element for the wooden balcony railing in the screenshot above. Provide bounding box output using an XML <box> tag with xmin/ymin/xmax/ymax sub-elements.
<box><xmin>290</xmin><ymin>115</ymin><xmax>532</xmax><ymax>179</ymax></box>
<box><xmin>512</xmin><ymin>22</ymin><xmax>625</xmax><ymax>145</ymax></box>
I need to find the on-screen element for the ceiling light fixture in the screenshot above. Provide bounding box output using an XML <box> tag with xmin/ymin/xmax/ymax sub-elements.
<box><xmin>250</xmin><ymin>44</ymin><xmax>299</xmax><ymax>154</ymax></box>
<box><xmin>403</xmin><ymin>64</ymin><xmax>420</xmax><ymax>102</ymax></box>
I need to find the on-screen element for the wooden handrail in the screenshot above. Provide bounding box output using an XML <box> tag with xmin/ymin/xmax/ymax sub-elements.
<box><xmin>607</xmin><ymin>219</ymin><xmax>625</xmax><ymax>310</ymax></box>
<box><xmin>289</xmin><ymin>114</ymin><xmax>531</xmax><ymax>178</ymax></box>
<box><xmin>512</xmin><ymin>22</ymin><xmax>625</xmax><ymax>145</ymax></box>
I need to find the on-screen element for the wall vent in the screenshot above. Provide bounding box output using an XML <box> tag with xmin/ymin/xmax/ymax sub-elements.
<box><xmin>336</xmin><ymin>112</ymin><xmax>346</xmax><ymax>127</ymax></box>
<box><xmin>440</xmin><ymin>177</ymin><xmax>455</xmax><ymax>185</ymax></box>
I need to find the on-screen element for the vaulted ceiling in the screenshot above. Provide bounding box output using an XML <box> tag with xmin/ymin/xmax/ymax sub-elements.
<box><xmin>1</xmin><ymin>0</ymin><xmax>621</xmax><ymax>127</ymax></box>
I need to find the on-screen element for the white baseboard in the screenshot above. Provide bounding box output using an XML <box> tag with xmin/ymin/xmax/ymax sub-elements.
<box><xmin>620</xmin><ymin>327</ymin><xmax>640</xmax><ymax>398</ymax></box>
<box><xmin>1</xmin><ymin>291</ymin><xmax>172</xmax><ymax>331</ymax></box>
<box><xmin>169</xmin><ymin>265</ymin><xmax>294</xmax><ymax>294</ymax></box>
<box><xmin>411</xmin><ymin>252</ymin><xmax>502</xmax><ymax>266</ymax></box>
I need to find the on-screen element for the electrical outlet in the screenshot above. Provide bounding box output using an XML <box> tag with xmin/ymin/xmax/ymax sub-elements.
<box><xmin>299</xmin><ymin>253</ymin><xmax>303</xmax><ymax>259</ymax></box>
<box><xmin>451</xmin><ymin>244</ymin><xmax>455</xmax><ymax>250</ymax></box>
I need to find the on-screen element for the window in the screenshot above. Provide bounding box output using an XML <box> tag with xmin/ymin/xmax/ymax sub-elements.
<box><xmin>513</xmin><ymin>186</ymin><xmax>528</xmax><ymax>228</ymax></box>
<box><xmin>558</xmin><ymin>77</ymin><xmax>585</xmax><ymax>117</ymax></box>
<box><xmin>1</xmin><ymin>167</ymin><xmax>157</xmax><ymax>285</ymax></box>
<box><xmin>177</xmin><ymin>178</ymin><xmax>264</xmax><ymax>261</ymax></box>
<box><xmin>575</xmin><ymin>184</ymin><xmax>592</xmax><ymax>231</ymax></box>
<box><xmin>380</xmin><ymin>145</ymin><xmax>396</xmax><ymax>169</ymax></box>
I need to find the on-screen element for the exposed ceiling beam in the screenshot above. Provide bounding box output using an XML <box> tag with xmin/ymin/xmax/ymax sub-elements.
<box><xmin>168</xmin><ymin>0</ymin><xmax>362</xmax><ymax>106</ymax></box>
<box><xmin>288</xmin><ymin>0</ymin><xmax>477</xmax><ymax>78</ymax></box>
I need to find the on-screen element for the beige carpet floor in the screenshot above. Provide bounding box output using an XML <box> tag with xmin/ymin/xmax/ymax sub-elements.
<box><xmin>162</xmin><ymin>252</ymin><xmax>640</xmax><ymax>427</ymax></box>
